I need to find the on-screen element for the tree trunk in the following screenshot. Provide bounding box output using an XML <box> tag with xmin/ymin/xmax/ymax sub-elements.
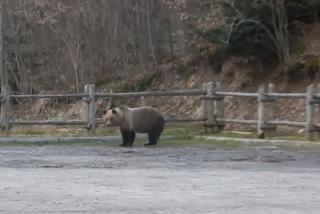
<box><xmin>0</xmin><ymin>0</ymin><xmax>5</xmax><ymax>88</ymax></box>
<box><xmin>146</xmin><ymin>0</ymin><xmax>158</xmax><ymax>65</ymax></box>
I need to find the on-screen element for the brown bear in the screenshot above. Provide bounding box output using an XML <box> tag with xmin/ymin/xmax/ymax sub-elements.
<box><xmin>102</xmin><ymin>105</ymin><xmax>165</xmax><ymax>147</ymax></box>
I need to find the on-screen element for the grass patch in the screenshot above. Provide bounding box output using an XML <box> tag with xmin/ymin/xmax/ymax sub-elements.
<box><xmin>0</xmin><ymin>126</ymin><xmax>119</xmax><ymax>137</ymax></box>
<box><xmin>0</xmin><ymin>124</ymin><xmax>254</xmax><ymax>139</ymax></box>
<box><xmin>163</xmin><ymin>126</ymin><xmax>256</xmax><ymax>139</ymax></box>
<box><xmin>212</xmin><ymin>131</ymin><xmax>256</xmax><ymax>139</ymax></box>
<box><xmin>163</xmin><ymin>127</ymin><xmax>203</xmax><ymax>136</ymax></box>
<box><xmin>272</xmin><ymin>135</ymin><xmax>306</xmax><ymax>141</ymax></box>
<box><xmin>0</xmin><ymin>125</ymin><xmax>313</xmax><ymax>149</ymax></box>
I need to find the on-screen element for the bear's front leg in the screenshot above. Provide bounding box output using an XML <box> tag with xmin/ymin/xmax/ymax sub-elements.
<box><xmin>120</xmin><ymin>129</ymin><xmax>135</xmax><ymax>147</ymax></box>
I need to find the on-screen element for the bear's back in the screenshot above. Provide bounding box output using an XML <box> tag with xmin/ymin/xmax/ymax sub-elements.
<box><xmin>129</xmin><ymin>107</ymin><xmax>164</xmax><ymax>133</ymax></box>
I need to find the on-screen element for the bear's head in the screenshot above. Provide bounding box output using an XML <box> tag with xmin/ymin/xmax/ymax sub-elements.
<box><xmin>102</xmin><ymin>108</ymin><xmax>124</xmax><ymax>127</ymax></box>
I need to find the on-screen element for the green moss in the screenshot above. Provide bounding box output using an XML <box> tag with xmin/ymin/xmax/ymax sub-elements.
<box><xmin>119</xmin><ymin>72</ymin><xmax>161</xmax><ymax>92</ymax></box>
<box><xmin>288</xmin><ymin>55</ymin><xmax>320</xmax><ymax>80</ymax></box>
<box><xmin>176</xmin><ymin>62</ymin><xmax>192</xmax><ymax>79</ymax></box>
<box><xmin>290</xmin><ymin>39</ymin><xmax>305</xmax><ymax>56</ymax></box>
<box><xmin>305</xmin><ymin>57</ymin><xmax>320</xmax><ymax>70</ymax></box>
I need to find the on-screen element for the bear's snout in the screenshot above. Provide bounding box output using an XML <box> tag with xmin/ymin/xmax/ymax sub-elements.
<box><xmin>105</xmin><ymin>121</ymin><xmax>112</xmax><ymax>127</ymax></box>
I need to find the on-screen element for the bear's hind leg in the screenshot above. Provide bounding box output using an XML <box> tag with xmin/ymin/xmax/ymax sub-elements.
<box><xmin>145</xmin><ymin>121</ymin><xmax>164</xmax><ymax>146</ymax></box>
<box><xmin>145</xmin><ymin>128</ymin><xmax>163</xmax><ymax>146</ymax></box>
<box><xmin>128</xmin><ymin>132</ymin><xmax>136</xmax><ymax>146</ymax></box>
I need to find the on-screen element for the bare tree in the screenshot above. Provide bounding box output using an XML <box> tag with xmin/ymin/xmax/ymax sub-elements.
<box><xmin>0</xmin><ymin>0</ymin><xmax>5</xmax><ymax>88</ymax></box>
<box><xmin>3</xmin><ymin>0</ymin><xmax>175</xmax><ymax>92</ymax></box>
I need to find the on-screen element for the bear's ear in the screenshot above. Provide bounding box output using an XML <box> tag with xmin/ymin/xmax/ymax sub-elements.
<box><xmin>111</xmin><ymin>109</ymin><xmax>118</xmax><ymax>115</ymax></box>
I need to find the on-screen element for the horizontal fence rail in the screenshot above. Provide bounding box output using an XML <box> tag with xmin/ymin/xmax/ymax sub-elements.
<box><xmin>165</xmin><ymin>118</ymin><xmax>206</xmax><ymax>123</ymax></box>
<box><xmin>95</xmin><ymin>89</ymin><xmax>206</xmax><ymax>98</ymax></box>
<box><xmin>217</xmin><ymin>119</ymin><xmax>258</xmax><ymax>125</ymax></box>
<box><xmin>267</xmin><ymin>120</ymin><xmax>306</xmax><ymax>128</ymax></box>
<box><xmin>215</xmin><ymin>92</ymin><xmax>259</xmax><ymax>98</ymax></box>
<box><xmin>11</xmin><ymin>118</ymin><xmax>205</xmax><ymax>127</ymax></box>
<box><xmin>95</xmin><ymin>118</ymin><xmax>206</xmax><ymax>125</ymax></box>
<box><xmin>10</xmin><ymin>120</ymin><xmax>87</xmax><ymax>126</ymax></box>
<box><xmin>266</xmin><ymin>93</ymin><xmax>306</xmax><ymax>99</ymax></box>
<box><xmin>10</xmin><ymin>93</ymin><xmax>88</xmax><ymax>99</ymax></box>
<box><xmin>1</xmin><ymin>82</ymin><xmax>320</xmax><ymax>141</ymax></box>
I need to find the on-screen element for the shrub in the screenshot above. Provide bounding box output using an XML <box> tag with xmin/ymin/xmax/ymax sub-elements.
<box><xmin>199</xmin><ymin>0</ymin><xmax>290</xmax><ymax>66</ymax></box>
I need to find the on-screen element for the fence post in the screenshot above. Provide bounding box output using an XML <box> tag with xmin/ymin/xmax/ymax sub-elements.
<box><xmin>215</xmin><ymin>82</ymin><xmax>225</xmax><ymax>131</ymax></box>
<box><xmin>206</xmin><ymin>82</ymin><xmax>215</xmax><ymax>133</ymax></box>
<box><xmin>264</xmin><ymin>83</ymin><xmax>277</xmax><ymax>138</ymax></box>
<box><xmin>1</xmin><ymin>84</ymin><xmax>10</xmax><ymax>136</ymax></box>
<box><xmin>257</xmin><ymin>85</ymin><xmax>266</xmax><ymax>138</ymax></box>
<box><xmin>84</xmin><ymin>84</ymin><xmax>96</xmax><ymax>135</ymax></box>
<box><xmin>201</xmin><ymin>83</ymin><xmax>208</xmax><ymax>133</ymax></box>
<box><xmin>140</xmin><ymin>96</ymin><xmax>146</xmax><ymax>106</ymax></box>
<box><xmin>106</xmin><ymin>89</ymin><xmax>113</xmax><ymax>110</ymax></box>
<box><xmin>306</xmin><ymin>84</ymin><xmax>315</xmax><ymax>140</ymax></box>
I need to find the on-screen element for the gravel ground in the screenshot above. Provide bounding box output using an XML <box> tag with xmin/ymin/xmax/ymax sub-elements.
<box><xmin>0</xmin><ymin>144</ymin><xmax>320</xmax><ymax>214</ymax></box>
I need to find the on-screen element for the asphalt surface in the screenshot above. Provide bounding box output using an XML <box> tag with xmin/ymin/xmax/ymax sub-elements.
<box><xmin>0</xmin><ymin>144</ymin><xmax>320</xmax><ymax>214</ymax></box>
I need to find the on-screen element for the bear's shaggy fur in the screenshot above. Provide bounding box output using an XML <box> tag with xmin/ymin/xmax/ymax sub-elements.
<box><xmin>102</xmin><ymin>105</ymin><xmax>165</xmax><ymax>147</ymax></box>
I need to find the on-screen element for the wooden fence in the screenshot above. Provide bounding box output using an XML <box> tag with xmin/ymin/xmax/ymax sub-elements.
<box><xmin>0</xmin><ymin>82</ymin><xmax>320</xmax><ymax>140</ymax></box>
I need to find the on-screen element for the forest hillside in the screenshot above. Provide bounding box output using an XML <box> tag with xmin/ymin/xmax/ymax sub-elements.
<box><xmin>2</xmin><ymin>0</ymin><xmax>320</xmax><ymax>132</ymax></box>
